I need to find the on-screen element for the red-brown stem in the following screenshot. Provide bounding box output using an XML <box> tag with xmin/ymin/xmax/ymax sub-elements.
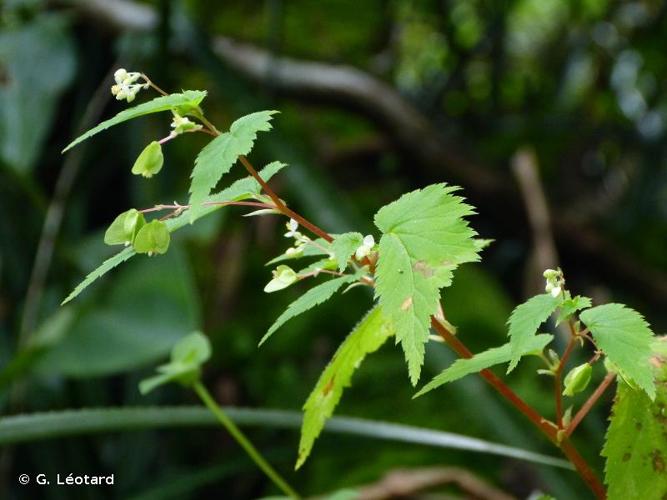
<box><xmin>431</xmin><ymin>318</ymin><xmax>606</xmax><ymax>499</ymax></box>
<box><xmin>193</xmin><ymin>108</ymin><xmax>605</xmax><ymax>497</ymax></box>
<box><xmin>566</xmin><ymin>372</ymin><xmax>616</xmax><ymax>439</ymax></box>
<box><xmin>238</xmin><ymin>155</ymin><xmax>333</xmax><ymax>243</ymax></box>
<box><xmin>555</xmin><ymin>334</ymin><xmax>578</xmax><ymax>428</ymax></box>
<box><xmin>431</xmin><ymin>318</ymin><xmax>557</xmax><ymax>439</ymax></box>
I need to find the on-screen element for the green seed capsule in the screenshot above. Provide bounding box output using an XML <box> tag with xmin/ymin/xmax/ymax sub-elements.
<box><xmin>563</xmin><ymin>363</ymin><xmax>592</xmax><ymax>397</ymax></box>
<box><xmin>104</xmin><ymin>209</ymin><xmax>145</xmax><ymax>246</ymax></box>
<box><xmin>133</xmin><ymin>220</ymin><xmax>170</xmax><ymax>256</ymax></box>
<box><xmin>131</xmin><ymin>141</ymin><xmax>164</xmax><ymax>178</ymax></box>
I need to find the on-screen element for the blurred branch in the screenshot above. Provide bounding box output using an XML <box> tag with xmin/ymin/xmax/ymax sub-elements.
<box><xmin>56</xmin><ymin>0</ymin><xmax>667</xmax><ymax>306</ymax></box>
<box><xmin>511</xmin><ymin>149</ymin><xmax>559</xmax><ymax>295</ymax></box>
<box><xmin>0</xmin><ymin>407</ymin><xmax>572</xmax><ymax>469</ymax></box>
<box><xmin>353</xmin><ymin>467</ymin><xmax>515</xmax><ymax>500</ymax></box>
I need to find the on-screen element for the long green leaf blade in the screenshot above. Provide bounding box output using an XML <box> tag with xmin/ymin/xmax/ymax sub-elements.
<box><xmin>61</xmin><ymin>247</ymin><xmax>135</xmax><ymax>305</ymax></box>
<box><xmin>0</xmin><ymin>407</ymin><xmax>570</xmax><ymax>468</ymax></box>
<box><xmin>188</xmin><ymin>110</ymin><xmax>277</xmax><ymax>221</ymax></box>
<box><xmin>297</xmin><ymin>306</ymin><xmax>395</xmax><ymax>469</ymax></box>
<box><xmin>260</xmin><ymin>273</ymin><xmax>359</xmax><ymax>346</ymax></box>
<box><xmin>580</xmin><ymin>303</ymin><xmax>655</xmax><ymax>399</ymax></box>
<box><xmin>415</xmin><ymin>334</ymin><xmax>553</xmax><ymax>397</ymax></box>
<box><xmin>507</xmin><ymin>293</ymin><xmax>559</xmax><ymax>373</ymax></box>
<box><xmin>62</xmin><ymin>91</ymin><xmax>207</xmax><ymax>152</ymax></box>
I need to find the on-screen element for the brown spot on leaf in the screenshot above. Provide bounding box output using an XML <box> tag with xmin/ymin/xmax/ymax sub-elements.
<box><xmin>623</xmin><ymin>452</ymin><xmax>632</xmax><ymax>462</ymax></box>
<box><xmin>401</xmin><ymin>296</ymin><xmax>413</xmax><ymax>311</ymax></box>
<box><xmin>636</xmin><ymin>422</ymin><xmax>643</xmax><ymax>431</ymax></box>
<box><xmin>652</xmin><ymin>450</ymin><xmax>665</xmax><ymax>473</ymax></box>
<box><xmin>322</xmin><ymin>376</ymin><xmax>335</xmax><ymax>396</ymax></box>
<box><xmin>413</xmin><ymin>261</ymin><xmax>434</xmax><ymax>278</ymax></box>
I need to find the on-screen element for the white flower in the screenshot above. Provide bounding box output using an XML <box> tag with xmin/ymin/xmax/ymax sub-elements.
<box><xmin>355</xmin><ymin>234</ymin><xmax>375</xmax><ymax>260</ymax></box>
<box><xmin>111</xmin><ymin>68</ymin><xmax>148</xmax><ymax>103</ymax></box>
<box><xmin>284</xmin><ymin>219</ymin><xmax>300</xmax><ymax>238</ymax></box>
<box><xmin>543</xmin><ymin>268</ymin><xmax>565</xmax><ymax>297</ymax></box>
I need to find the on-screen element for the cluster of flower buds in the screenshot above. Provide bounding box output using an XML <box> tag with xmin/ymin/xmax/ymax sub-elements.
<box><xmin>543</xmin><ymin>268</ymin><xmax>565</xmax><ymax>298</ymax></box>
<box><xmin>354</xmin><ymin>235</ymin><xmax>375</xmax><ymax>260</ymax></box>
<box><xmin>111</xmin><ymin>68</ymin><xmax>149</xmax><ymax>103</ymax></box>
<box><xmin>171</xmin><ymin>113</ymin><xmax>202</xmax><ymax>135</ymax></box>
<box><xmin>282</xmin><ymin>219</ymin><xmax>311</xmax><ymax>258</ymax></box>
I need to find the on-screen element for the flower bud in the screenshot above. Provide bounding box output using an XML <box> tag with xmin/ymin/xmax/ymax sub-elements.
<box><xmin>133</xmin><ymin>220</ymin><xmax>170</xmax><ymax>256</ymax></box>
<box><xmin>131</xmin><ymin>141</ymin><xmax>164</xmax><ymax>178</ymax></box>
<box><xmin>104</xmin><ymin>209</ymin><xmax>145</xmax><ymax>246</ymax></box>
<box><xmin>563</xmin><ymin>363</ymin><xmax>592</xmax><ymax>397</ymax></box>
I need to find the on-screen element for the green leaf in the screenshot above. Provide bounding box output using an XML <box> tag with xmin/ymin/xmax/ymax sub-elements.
<box><xmin>330</xmin><ymin>232</ymin><xmax>363</xmax><ymax>271</ymax></box>
<box><xmin>603</xmin><ymin>378</ymin><xmax>667</xmax><ymax>499</ymax></box>
<box><xmin>415</xmin><ymin>334</ymin><xmax>553</xmax><ymax>397</ymax></box>
<box><xmin>297</xmin><ymin>306</ymin><xmax>395</xmax><ymax>469</ymax></box>
<box><xmin>556</xmin><ymin>295</ymin><xmax>592</xmax><ymax>325</ymax></box>
<box><xmin>133</xmin><ymin>220</ymin><xmax>170</xmax><ymax>256</ymax></box>
<box><xmin>47</xmin><ymin>248</ymin><xmax>200</xmax><ymax>376</ymax></box>
<box><xmin>507</xmin><ymin>294</ymin><xmax>560</xmax><ymax>373</ymax></box>
<box><xmin>373</xmin><ymin>184</ymin><xmax>479</xmax><ymax>384</ymax></box>
<box><xmin>61</xmin><ymin>247</ymin><xmax>135</xmax><ymax>305</ymax></box>
<box><xmin>131</xmin><ymin>141</ymin><xmax>164</xmax><ymax>178</ymax></box>
<box><xmin>580</xmin><ymin>303</ymin><xmax>655</xmax><ymax>399</ymax></box>
<box><xmin>188</xmin><ymin>110</ymin><xmax>278</xmax><ymax>221</ymax></box>
<box><xmin>62</xmin><ymin>163</ymin><xmax>285</xmax><ymax>304</ymax></box>
<box><xmin>139</xmin><ymin>331</ymin><xmax>211</xmax><ymax>394</ymax></box>
<box><xmin>62</xmin><ymin>90</ymin><xmax>207</xmax><ymax>152</ymax></box>
<box><xmin>260</xmin><ymin>274</ymin><xmax>360</xmax><ymax>346</ymax></box>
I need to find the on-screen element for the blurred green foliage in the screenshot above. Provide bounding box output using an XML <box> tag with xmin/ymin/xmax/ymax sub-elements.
<box><xmin>1</xmin><ymin>0</ymin><xmax>666</xmax><ymax>498</ymax></box>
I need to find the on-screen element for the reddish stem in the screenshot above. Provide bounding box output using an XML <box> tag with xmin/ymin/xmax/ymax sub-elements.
<box><xmin>431</xmin><ymin>318</ymin><xmax>606</xmax><ymax>499</ymax></box>
<box><xmin>566</xmin><ymin>372</ymin><xmax>616</xmax><ymax>438</ymax></box>
<box><xmin>238</xmin><ymin>155</ymin><xmax>333</xmax><ymax>243</ymax></box>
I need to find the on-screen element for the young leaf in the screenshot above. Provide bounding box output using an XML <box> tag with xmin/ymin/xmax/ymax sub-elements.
<box><xmin>188</xmin><ymin>110</ymin><xmax>277</xmax><ymax>222</ymax></box>
<box><xmin>507</xmin><ymin>294</ymin><xmax>560</xmax><ymax>373</ymax></box>
<box><xmin>580</xmin><ymin>303</ymin><xmax>655</xmax><ymax>399</ymax></box>
<box><xmin>63</xmin><ymin>163</ymin><xmax>286</xmax><ymax>305</ymax></box>
<box><xmin>62</xmin><ymin>91</ymin><xmax>207</xmax><ymax>152</ymax></box>
<box><xmin>415</xmin><ymin>334</ymin><xmax>553</xmax><ymax>397</ymax></box>
<box><xmin>374</xmin><ymin>184</ymin><xmax>480</xmax><ymax>384</ymax></box>
<box><xmin>61</xmin><ymin>247</ymin><xmax>136</xmax><ymax>305</ymax></box>
<box><xmin>602</xmin><ymin>379</ymin><xmax>667</xmax><ymax>498</ymax></box>
<box><xmin>260</xmin><ymin>273</ymin><xmax>361</xmax><ymax>346</ymax></box>
<box><xmin>556</xmin><ymin>295</ymin><xmax>592</xmax><ymax>325</ymax></box>
<box><xmin>330</xmin><ymin>232</ymin><xmax>363</xmax><ymax>271</ymax></box>
<box><xmin>297</xmin><ymin>306</ymin><xmax>395</xmax><ymax>469</ymax></box>
<box><xmin>139</xmin><ymin>331</ymin><xmax>211</xmax><ymax>394</ymax></box>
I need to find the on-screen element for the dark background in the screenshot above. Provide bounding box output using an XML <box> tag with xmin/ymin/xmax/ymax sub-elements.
<box><xmin>1</xmin><ymin>0</ymin><xmax>666</xmax><ymax>498</ymax></box>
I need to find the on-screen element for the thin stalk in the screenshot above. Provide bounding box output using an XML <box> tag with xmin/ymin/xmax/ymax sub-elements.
<box><xmin>554</xmin><ymin>333</ymin><xmax>578</xmax><ymax>428</ymax></box>
<box><xmin>192</xmin><ymin>382</ymin><xmax>300</xmax><ymax>499</ymax></box>
<box><xmin>431</xmin><ymin>318</ymin><xmax>606</xmax><ymax>499</ymax></box>
<box><xmin>565</xmin><ymin>373</ymin><xmax>616</xmax><ymax>438</ymax></box>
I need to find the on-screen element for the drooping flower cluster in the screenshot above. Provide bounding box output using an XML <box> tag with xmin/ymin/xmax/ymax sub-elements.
<box><xmin>543</xmin><ymin>268</ymin><xmax>565</xmax><ymax>297</ymax></box>
<box><xmin>110</xmin><ymin>68</ymin><xmax>149</xmax><ymax>103</ymax></box>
